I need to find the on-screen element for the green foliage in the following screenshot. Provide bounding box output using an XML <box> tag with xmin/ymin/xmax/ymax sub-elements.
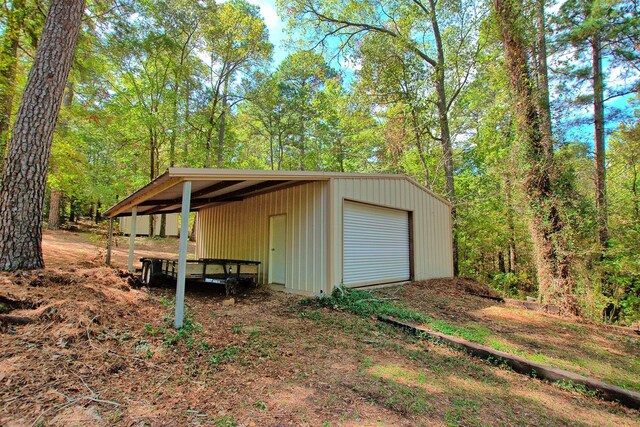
<box><xmin>553</xmin><ymin>379</ymin><xmax>599</xmax><ymax>398</ymax></box>
<box><xmin>213</xmin><ymin>415</ymin><xmax>237</xmax><ymax>427</ymax></box>
<box><xmin>310</xmin><ymin>287</ymin><xmax>490</xmax><ymax>343</ymax></box>
<box><xmin>208</xmin><ymin>345</ymin><xmax>241</xmax><ymax>367</ymax></box>
<box><xmin>2</xmin><ymin>0</ymin><xmax>637</xmax><ymax>323</ymax></box>
<box><xmin>254</xmin><ymin>400</ymin><xmax>268</xmax><ymax>411</ymax></box>
<box><xmin>145</xmin><ymin>296</ymin><xmax>202</xmax><ymax>347</ymax></box>
<box><xmin>491</xmin><ymin>272</ymin><xmax>535</xmax><ymax>298</ymax></box>
<box><xmin>314</xmin><ymin>287</ymin><xmax>432</xmax><ymax>324</ymax></box>
<box><xmin>595</xmin><ymin>252</ymin><xmax>640</xmax><ymax>324</ymax></box>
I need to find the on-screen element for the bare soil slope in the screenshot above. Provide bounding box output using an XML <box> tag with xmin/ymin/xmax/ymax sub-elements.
<box><xmin>377</xmin><ymin>280</ymin><xmax>640</xmax><ymax>392</ymax></box>
<box><xmin>1</xmin><ymin>230</ymin><xmax>639</xmax><ymax>426</ymax></box>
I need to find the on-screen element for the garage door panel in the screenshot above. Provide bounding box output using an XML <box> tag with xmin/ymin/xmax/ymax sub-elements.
<box><xmin>343</xmin><ymin>201</ymin><xmax>410</xmax><ymax>286</ymax></box>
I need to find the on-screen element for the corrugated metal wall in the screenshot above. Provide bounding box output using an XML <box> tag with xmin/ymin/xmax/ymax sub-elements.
<box><xmin>196</xmin><ymin>181</ymin><xmax>327</xmax><ymax>295</ymax></box>
<box><xmin>196</xmin><ymin>177</ymin><xmax>452</xmax><ymax>295</ymax></box>
<box><xmin>330</xmin><ymin>178</ymin><xmax>453</xmax><ymax>287</ymax></box>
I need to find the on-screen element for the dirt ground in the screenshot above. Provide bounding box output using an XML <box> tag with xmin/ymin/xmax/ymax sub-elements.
<box><xmin>42</xmin><ymin>229</ymin><xmax>196</xmax><ymax>269</ymax></box>
<box><xmin>377</xmin><ymin>279</ymin><xmax>640</xmax><ymax>392</ymax></box>
<box><xmin>1</xmin><ymin>230</ymin><xmax>639</xmax><ymax>426</ymax></box>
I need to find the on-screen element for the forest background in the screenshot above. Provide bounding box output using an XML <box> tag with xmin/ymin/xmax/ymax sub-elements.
<box><xmin>0</xmin><ymin>0</ymin><xmax>638</xmax><ymax>323</ymax></box>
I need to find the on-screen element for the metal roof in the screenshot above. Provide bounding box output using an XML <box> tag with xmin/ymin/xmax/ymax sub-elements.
<box><xmin>104</xmin><ymin>168</ymin><xmax>450</xmax><ymax>218</ymax></box>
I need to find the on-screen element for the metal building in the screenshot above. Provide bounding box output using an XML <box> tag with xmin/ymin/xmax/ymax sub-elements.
<box><xmin>104</xmin><ymin>168</ymin><xmax>453</xmax><ymax>325</ymax></box>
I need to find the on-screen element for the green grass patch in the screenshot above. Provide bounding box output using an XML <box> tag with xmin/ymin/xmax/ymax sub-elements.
<box><xmin>428</xmin><ymin>320</ymin><xmax>490</xmax><ymax>343</ymax></box>
<box><xmin>369</xmin><ymin>363</ymin><xmax>428</xmax><ymax>385</ymax></box>
<box><xmin>144</xmin><ymin>296</ymin><xmax>202</xmax><ymax>348</ymax></box>
<box><xmin>213</xmin><ymin>415</ymin><xmax>237</xmax><ymax>427</ymax></box>
<box><xmin>489</xmin><ymin>340</ymin><xmax>550</xmax><ymax>364</ymax></box>
<box><xmin>307</xmin><ymin>287</ymin><xmax>489</xmax><ymax>344</ymax></box>
<box><xmin>553</xmin><ymin>379</ymin><xmax>599</xmax><ymax>398</ymax></box>
<box><xmin>445</xmin><ymin>398</ymin><xmax>481</xmax><ymax>427</ymax></box>
<box><xmin>353</xmin><ymin>376</ymin><xmax>433</xmax><ymax>415</ymax></box>
<box><xmin>310</xmin><ymin>287</ymin><xmax>432</xmax><ymax>323</ymax></box>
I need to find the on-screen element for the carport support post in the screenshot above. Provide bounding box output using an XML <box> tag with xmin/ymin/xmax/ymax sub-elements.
<box><xmin>106</xmin><ymin>218</ymin><xmax>113</xmax><ymax>266</ymax></box>
<box><xmin>127</xmin><ymin>206</ymin><xmax>137</xmax><ymax>272</ymax></box>
<box><xmin>174</xmin><ymin>180</ymin><xmax>192</xmax><ymax>329</ymax></box>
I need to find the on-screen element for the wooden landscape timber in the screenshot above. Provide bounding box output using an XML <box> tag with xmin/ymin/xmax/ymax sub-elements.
<box><xmin>379</xmin><ymin>315</ymin><xmax>640</xmax><ymax>410</ymax></box>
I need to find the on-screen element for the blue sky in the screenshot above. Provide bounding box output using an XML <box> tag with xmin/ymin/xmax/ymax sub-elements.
<box><xmin>247</xmin><ymin>0</ymin><xmax>636</xmax><ymax>146</ymax></box>
<box><xmin>245</xmin><ymin>0</ymin><xmax>288</xmax><ymax>65</ymax></box>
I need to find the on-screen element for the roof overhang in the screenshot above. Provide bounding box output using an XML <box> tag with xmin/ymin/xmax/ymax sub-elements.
<box><xmin>104</xmin><ymin>167</ymin><xmax>452</xmax><ymax>218</ymax></box>
<box><xmin>104</xmin><ymin>168</ymin><xmax>334</xmax><ymax>218</ymax></box>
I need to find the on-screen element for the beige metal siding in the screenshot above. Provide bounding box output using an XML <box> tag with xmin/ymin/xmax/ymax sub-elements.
<box><xmin>331</xmin><ymin>178</ymin><xmax>453</xmax><ymax>288</ymax></box>
<box><xmin>196</xmin><ymin>181</ymin><xmax>326</xmax><ymax>295</ymax></box>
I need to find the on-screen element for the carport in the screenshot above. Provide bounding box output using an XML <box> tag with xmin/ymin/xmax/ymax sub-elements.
<box><xmin>103</xmin><ymin>168</ymin><xmax>328</xmax><ymax>328</ymax></box>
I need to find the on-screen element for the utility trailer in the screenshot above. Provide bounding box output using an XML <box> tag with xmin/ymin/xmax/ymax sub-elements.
<box><xmin>140</xmin><ymin>257</ymin><xmax>260</xmax><ymax>296</ymax></box>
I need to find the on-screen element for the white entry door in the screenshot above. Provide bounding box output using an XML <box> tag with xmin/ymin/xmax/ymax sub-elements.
<box><xmin>268</xmin><ymin>214</ymin><xmax>286</xmax><ymax>285</ymax></box>
<box><xmin>343</xmin><ymin>201</ymin><xmax>410</xmax><ymax>286</ymax></box>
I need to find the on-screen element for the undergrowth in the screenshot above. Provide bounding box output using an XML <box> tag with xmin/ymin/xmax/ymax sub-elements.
<box><xmin>553</xmin><ymin>379</ymin><xmax>599</xmax><ymax>398</ymax></box>
<box><xmin>307</xmin><ymin>287</ymin><xmax>489</xmax><ymax>343</ymax></box>
<box><xmin>142</xmin><ymin>294</ymin><xmax>276</xmax><ymax>370</ymax></box>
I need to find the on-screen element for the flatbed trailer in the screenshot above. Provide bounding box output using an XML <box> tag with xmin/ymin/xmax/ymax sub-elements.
<box><xmin>140</xmin><ymin>257</ymin><xmax>260</xmax><ymax>296</ymax></box>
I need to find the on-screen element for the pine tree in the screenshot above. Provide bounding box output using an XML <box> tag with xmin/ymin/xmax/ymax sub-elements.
<box><xmin>0</xmin><ymin>0</ymin><xmax>86</xmax><ymax>270</ymax></box>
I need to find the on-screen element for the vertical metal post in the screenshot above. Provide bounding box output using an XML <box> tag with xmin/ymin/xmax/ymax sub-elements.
<box><xmin>174</xmin><ymin>181</ymin><xmax>192</xmax><ymax>329</ymax></box>
<box><xmin>128</xmin><ymin>206</ymin><xmax>137</xmax><ymax>272</ymax></box>
<box><xmin>326</xmin><ymin>178</ymin><xmax>335</xmax><ymax>295</ymax></box>
<box><xmin>106</xmin><ymin>218</ymin><xmax>114</xmax><ymax>266</ymax></box>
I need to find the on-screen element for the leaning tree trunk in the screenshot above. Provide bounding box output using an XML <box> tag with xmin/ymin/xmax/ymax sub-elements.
<box><xmin>494</xmin><ymin>0</ymin><xmax>578</xmax><ymax>315</ymax></box>
<box><xmin>47</xmin><ymin>189</ymin><xmax>63</xmax><ymax>230</ymax></box>
<box><xmin>0</xmin><ymin>0</ymin><xmax>85</xmax><ymax>271</ymax></box>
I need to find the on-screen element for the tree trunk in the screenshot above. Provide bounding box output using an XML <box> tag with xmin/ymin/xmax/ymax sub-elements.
<box><xmin>69</xmin><ymin>197</ymin><xmax>76</xmax><ymax>223</ymax></box>
<box><xmin>0</xmin><ymin>0</ymin><xmax>27</xmax><ymax>183</ymax></box>
<box><xmin>217</xmin><ymin>77</ymin><xmax>229</xmax><ymax>168</ymax></box>
<box><xmin>170</xmin><ymin>80</ymin><xmax>179</xmax><ymax>167</ymax></box>
<box><xmin>534</xmin><ymin>0</ymin><xmax>553</xmax><ymax>146</ymax></box>
<box><xmin>48</xmin><ymin>82</ymin><xmax>74</xmax><ymax>222</ymax></box>
<box><xmin>189</xmin><ymin>214</ymin><xmax>196</xmax><ymax>242</ymax></box>
<box><xmin>183</xmin><ymin>80</ymin><xmax>191</xmax><ymax>166</ymax></box>
<box><xmin>411</xmin><ymin>110</ymin><xmax>430</xmax><ymax>186</ymax></box>
<box><xmin>633</xmin><ymin>164</ymin><xmax>639</xmax><ymax>223</ymax></box>
<box><xmin>592</xmin><ymin>33</ymin><xmax>608</xmax><ymax>250</ymax></box>
<box><xmin>94</xmin><ymin>200</ymin><xmax>101</xmax><ymax>224</ymax></box>
<box><xmin>505</xmin><ymin>157</ymin><xmax>517</xmax><ymax>274</ymax></box>
<box><xmin>494</xmin><ymin>0</ymin><xmax>578</xmax><ymax>315</ymax></box>
<box><xmin>148</xmin><ymin>126</ymin><xmax>156</xmax><ymax>236</ymax></box>
<box><xmin>299</xmin><ymin>121</ymin><xmax>306</xmax><ymax>171</ymax></box>
<box><xmin>0</xmin><ymin>0</ymin><xmax>85</xmax><ymax>271</ymax></box>
<box><xmin>269</xmin><ymin>135</ymin><xmax>275</xmax><ymax>170</ymax></box>
<box><xmin>159</xmin><ymin>213</ymin><xmax>166</xmax><ymax>238</ymax></box>
<box><xmin>47</xmin><ymin>189</ymin><xmax>63</xmax><ymax>230</ymax></box>
<box><xmin>427</xmin><ymin>0</ymin><xmax>458</xmax><ymax>276</ymax></box>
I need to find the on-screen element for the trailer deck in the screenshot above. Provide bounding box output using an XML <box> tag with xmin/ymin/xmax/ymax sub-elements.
<box><xmin>140</xmin><ymin>257</ymin><xmax>261</xmax><ymax>296</ymax></box>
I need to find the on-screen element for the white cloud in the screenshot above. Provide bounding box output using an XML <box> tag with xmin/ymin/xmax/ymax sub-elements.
<box><xmin>342</xmin><ymin>57</ymin><xmax>363</xmax><ymax>72</ymax></box>
<box><xmin>246</xmin><ymin>0</ymin><xmax>283</xmax><ymax>34</ymax></box>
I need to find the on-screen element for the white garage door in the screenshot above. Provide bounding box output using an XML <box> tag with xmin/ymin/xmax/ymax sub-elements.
<box><xmin>343</xmin><ymin>201</ymin><xmax>410</xmax><ymax>286</ymax></box>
